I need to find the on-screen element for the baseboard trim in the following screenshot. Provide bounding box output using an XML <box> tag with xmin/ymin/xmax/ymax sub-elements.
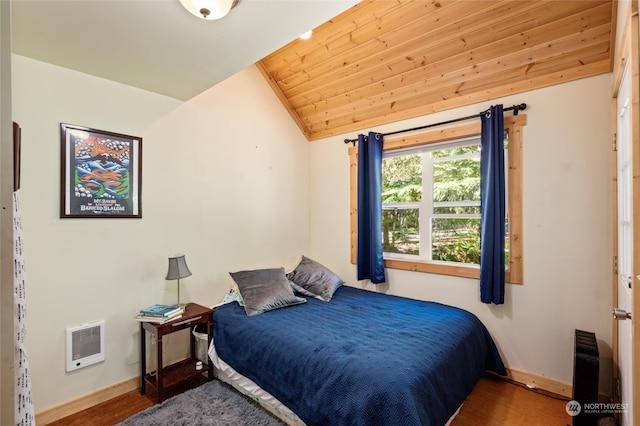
<box><xmin>33</xmin><ymin>368</ymin><xmax>587</xmax><ymax>424</ymax></box>
<box><xmin>35</xmin><ymin>377</ymin><xmax>139</xmax><ymax>425</ymax></box>
<box><xmin>504</xmin><ymin>367</ymin><xmax>572</xmax><ymax>398</ymax></box>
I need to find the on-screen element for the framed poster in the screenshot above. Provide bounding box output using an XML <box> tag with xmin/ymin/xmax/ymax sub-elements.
<box><xmin>60</xmin><ymin>123</ymin><xmax>142</xmax><ymax>218</ymax></box>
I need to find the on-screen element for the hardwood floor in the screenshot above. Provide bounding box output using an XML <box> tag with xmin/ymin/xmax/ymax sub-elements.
<box><xmin>46</xmin><ymin>375</ymin><xmax>574</xmax><ymax>426</ymax></box>
<box><xmin>44</xmin><ymin>378</ymin><xmax>207</xmax><ymax>426</ymax></box>
<box><xmin>451</xmin><ymin>375</ymin><xmax>571</xmax><ymax>426</ymax></box>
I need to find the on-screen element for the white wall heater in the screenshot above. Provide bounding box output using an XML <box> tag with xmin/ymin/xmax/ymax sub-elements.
<box><xmin>65</xmin><ymin>320</ymin><xmax>105</xmax><ymax>372</ymax></box>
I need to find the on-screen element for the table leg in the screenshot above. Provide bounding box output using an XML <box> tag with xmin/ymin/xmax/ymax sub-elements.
<box><xmin>140</xmin><ymin>323</ymin><xmax>146</xmax><ymax>395</ymax></box>
<box><xmin>189</xmin><ymin>326</ymin><xmax>195</xmax><ymax>358</ymax></box>
<box><xmin>156</xmin><ymin>335</ymin><xmax>164</xmax><ymax>403</ymax></box>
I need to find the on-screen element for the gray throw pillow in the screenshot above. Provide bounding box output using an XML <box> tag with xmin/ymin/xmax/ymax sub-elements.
<box><xmin>289</xmin><ymin>280</ymin><xmax>324</xmax><ymax>301</ymax></box>
<box><xmin>229</xmin><ymin>268</ymin><xmax>306</xmax><ymax>316</ymax></box>
<box><xmin>286</xmin><ymin>256</ymin><xmax>343</xmax><ymax>301</ymax></box>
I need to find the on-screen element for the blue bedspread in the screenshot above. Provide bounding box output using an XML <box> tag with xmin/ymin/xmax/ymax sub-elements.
<box><xmin>214</xmin><ymin>286</ymin><xmax>506</xmax><ymax>426</ymax></box>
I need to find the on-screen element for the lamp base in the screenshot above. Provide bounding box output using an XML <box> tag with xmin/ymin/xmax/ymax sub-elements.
<box><xmin>176</xmin><ymin>279</ymin><xmax>189</xmax><ymax>309</ymax></box>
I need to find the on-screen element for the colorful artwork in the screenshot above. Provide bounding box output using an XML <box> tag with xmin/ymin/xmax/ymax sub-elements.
<box><xmin>61</xmin><ymin>124</ymin><xmax>142</xmax><ymax>218</ymax></box>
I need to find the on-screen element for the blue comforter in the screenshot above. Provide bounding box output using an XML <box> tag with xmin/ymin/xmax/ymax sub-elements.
<box><xmin>213</xmin><ymin>286</ymin><xmax>506</xmax><ymax>426</ymax></box>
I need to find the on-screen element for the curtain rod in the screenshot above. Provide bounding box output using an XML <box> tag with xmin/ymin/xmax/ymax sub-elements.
<box><xmin>343</xmin><ymin>103</ymin><xmax>527</xmax><ymax>146</ymax></box>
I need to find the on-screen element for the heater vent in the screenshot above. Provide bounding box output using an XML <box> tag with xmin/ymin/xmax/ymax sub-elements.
<box><xmin>572</xmin><ymin>329</ymin><xmax>599</xmax><ymax>426</ymax></box>
<box><xmin>66</xmin><ymin>320</ymin><xmax>105</xmax><ymax>372</ymax></box>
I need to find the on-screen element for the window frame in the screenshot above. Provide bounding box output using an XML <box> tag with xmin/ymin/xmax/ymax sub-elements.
<box><xmin>348</xmin><ymin>115</ymin><xmax>525</xmax><ymax>284</ymax></box>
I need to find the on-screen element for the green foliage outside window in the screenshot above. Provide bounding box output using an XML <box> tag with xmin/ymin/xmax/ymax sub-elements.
<box><xmin>382</xmin><ymin>154</ymin><xmax>421</xmax><ymax>255</ymax></box>
<box><xmin>381</xmin><ymin>154</ymin><xmax>422</xmax><ymax>203</ymax></box>
<box><xmin>431</xmin><ymin>145</ymin><xmax>481</xmax><ymax>263</ymax></box>
<box><xmin>382</xmin><ymin>144</ymin><xmax>485</xmax><ymax>264</ymax></box>
<box><xmin>431</xmin><ymin>218</ymin><xmax>481</xmax><ymax>263</ymax></box>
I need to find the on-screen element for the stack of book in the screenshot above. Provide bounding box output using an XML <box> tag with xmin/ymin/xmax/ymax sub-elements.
<box><xmin>135</xmin><ymin>304</ymin><xmax>184</xmax><ymax>324</ymax></box>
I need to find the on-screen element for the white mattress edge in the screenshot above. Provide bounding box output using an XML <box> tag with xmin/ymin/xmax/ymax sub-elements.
<box><xmin>209</xmin><ymin>339</ymin><xmax>305</xmax><ymax>425</ymax></box>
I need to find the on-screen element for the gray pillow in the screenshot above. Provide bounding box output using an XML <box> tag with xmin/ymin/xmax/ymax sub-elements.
<box><xmin>289</xmin><ymin>280</ymin><xmax>324</xmax><ymax>301</ymax></box>
<box><xmin>229</xmin><ymin>268</ymin><xmax>306</xmax><ymax>316</ymax></box>
<box><xmin>286</xmin><ymin>256</ymin><xmax>343</xmax><ymax>301</ymax></box>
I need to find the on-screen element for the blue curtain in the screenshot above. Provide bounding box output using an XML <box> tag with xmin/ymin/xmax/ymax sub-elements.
<box><xmin>357</xmin><ymin>132</ymin><xmax>386</xmax><ymax>284</ymax></box>
<box><xmin>480</xmin><ymin>105</ymin><xmax>505</xmax><ymax>304</ymax></box>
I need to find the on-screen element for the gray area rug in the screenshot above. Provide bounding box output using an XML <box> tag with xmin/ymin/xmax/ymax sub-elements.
<box><xmin>118</xmin><ymin>380</ymin><xmax>287</xmax><ymax>426</ymax></box>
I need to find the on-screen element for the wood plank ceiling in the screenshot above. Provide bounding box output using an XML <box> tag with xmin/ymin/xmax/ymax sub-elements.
<box><xmin>256</xmin><ymin>0</ymin><xmax>615</xmax><ymax>141</ymax></box>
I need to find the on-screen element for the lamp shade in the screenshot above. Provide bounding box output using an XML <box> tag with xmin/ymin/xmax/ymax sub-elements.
<box><xmin>179</xmin><ymin>0</ymin><xmax>238</xmax><ymax>20</ymax></box>
<box><xmin>166</xmin><ymin>255</ymin><xmax>192</xmax><ymax>280</ymax></box>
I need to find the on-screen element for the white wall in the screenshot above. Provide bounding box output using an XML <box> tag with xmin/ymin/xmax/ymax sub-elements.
<box><xmin>11</xmin><ymin>55</ymin><xmax>310</xmax><ymax>412</ymax></box>
<box><xmin>308</xmin><ymin>74</ymin><xmax>614</xmax><ymax>395</ymax></box>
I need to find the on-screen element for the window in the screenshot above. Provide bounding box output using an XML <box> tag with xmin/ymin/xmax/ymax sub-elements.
<box><xmin>349</xmin><ymin>115</ymin><xmax>525</xmax><ymax>284</ymax></box>
<box><xmin>382</xmin><ymin>137</ymin><xmax>486</xmax><ymax>264</ymax></box>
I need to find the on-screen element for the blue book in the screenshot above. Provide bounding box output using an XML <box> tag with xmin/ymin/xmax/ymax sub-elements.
<box><xmin>139</xmin><ymin>304</ymin><xmax>183</xmax><ymax>318</ymax></box>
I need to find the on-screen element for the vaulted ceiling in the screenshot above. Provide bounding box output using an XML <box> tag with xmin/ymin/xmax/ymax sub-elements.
<box><xmin>257</xmin><ymin>0</ymin><xmax>616</xmax><ymax>141</ymax></box>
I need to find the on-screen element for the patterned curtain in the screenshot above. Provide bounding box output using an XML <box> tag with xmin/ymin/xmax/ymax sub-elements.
<box><xmin>14</xmin><ymin>191</ymin><xmax>34</xmax><ymax>425</ymax></box>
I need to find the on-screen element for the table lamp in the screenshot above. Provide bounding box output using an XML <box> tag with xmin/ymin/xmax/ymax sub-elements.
<box><xmin>166</xmin><ymin>254</ymin><xmax>192</xmax><ymax>307</ymax></box>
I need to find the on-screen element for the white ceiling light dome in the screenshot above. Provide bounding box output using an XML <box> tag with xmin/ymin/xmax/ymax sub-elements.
<box><xmin>179</xmin><ymin>0</ymin><xmax>239</xmax><ymax>20</ymax></box>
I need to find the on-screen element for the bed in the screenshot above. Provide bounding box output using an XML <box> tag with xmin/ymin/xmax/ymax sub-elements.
<box><xmin>210</xmin><ymin>283</ymin><xmax>506</xmax><ymax>426</ymax></box>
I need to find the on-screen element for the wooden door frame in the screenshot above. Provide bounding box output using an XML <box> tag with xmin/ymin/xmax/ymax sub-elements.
<box><xmin>611</xmin><ymin>2</ymin><xmax>640</xmax><ymax>424</ymax></box>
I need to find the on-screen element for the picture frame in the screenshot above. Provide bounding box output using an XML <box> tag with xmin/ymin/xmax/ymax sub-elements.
<box><xmin>60</xmin><ymin>123</ymin><xmax>142</xmax><ymax>218</ymax></box>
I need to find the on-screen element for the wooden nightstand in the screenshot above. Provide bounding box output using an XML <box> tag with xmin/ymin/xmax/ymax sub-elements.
<box><xmin>139</xmin><ymin>302</ymin><xmax>214</xmax><ymax>403</ymax></box>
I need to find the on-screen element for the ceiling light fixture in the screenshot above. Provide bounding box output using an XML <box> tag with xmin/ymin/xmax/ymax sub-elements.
<box><xmin>299</xmin><ymin>30</ymin><xmax>313</xmax><ymax>40</ymax></box>
<box><xmin>179</xmin><ymin>0</ymin><xmax>239</xmax><ymax>20</ymax></box>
